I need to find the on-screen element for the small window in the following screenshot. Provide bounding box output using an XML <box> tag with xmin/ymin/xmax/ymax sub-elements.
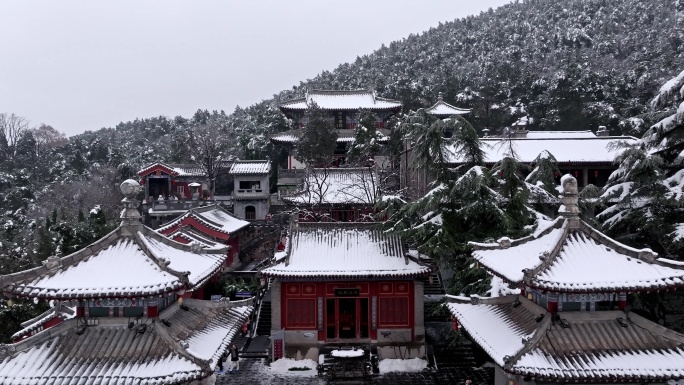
<box><xmin>287</xmin><ymin>299</ymin><xmax>316</xmax><ymax>328</ymax></box>
<box><xmin>378</xmin><ymin>297</ymin><xmax>409</xmax><ymax>326</ymax></box>
<box><xmin>176</xmin><ymin>186</ymin><xmax>184</xmax><ymax>194</ymax></box>
<box><xmin>245</xmin><ymin>206</ymin><xmax>256</xmax><ymax>220</ymax></box>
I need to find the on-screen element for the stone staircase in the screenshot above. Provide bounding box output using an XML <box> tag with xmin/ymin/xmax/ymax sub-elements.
<box><xmin>256</xmin><ymin>300</ymin><xmax>272</xmax><ymax>336</ymax></box>
<box><xmin>422</xmin><ymin>272</ymin><xmax>446</xmax><ymax>297</ymax></box>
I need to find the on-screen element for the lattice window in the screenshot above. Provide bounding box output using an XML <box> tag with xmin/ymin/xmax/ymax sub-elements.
<box><xmin>286</xmin><ymin>298</ymin><xmax>316</xmax><ymax>328</ymax></box>
<box><xmin>378</xmin><ymin>297</ymin><xmax>409</xmax><ymax>326</ymax></box>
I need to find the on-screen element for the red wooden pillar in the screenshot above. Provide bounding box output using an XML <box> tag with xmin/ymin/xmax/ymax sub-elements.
<box><xmin>547</xmin><ymin>293</ymin><xmax>558</xmax><ymax>314</ymax></box>
<box><xmin>618</xmin><ymin>292</ymin><xmax>628</xmax><ymax>310</ymax></box>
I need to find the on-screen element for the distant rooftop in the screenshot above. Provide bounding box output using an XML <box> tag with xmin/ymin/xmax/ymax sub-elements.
<box><xmin>279</xmin><ymin>89</ymin><xmax>402</xmax><ymax>111</ymax></box>
<box><xmin>446</xmin><ymin>134</ymin><xmax>638</xmax><ymax>165</ymax></box>
<box><xmin>284</xmin><ymin>168</ymin><xmax>380</xmax><ymax>205</ymax></box>
<box><xmin>425</xmin><ymin>92</ymin><xmax>471</xmax><ymax>117</ymax></box>
<box><xmin>228</xmin><ymin>160</ymin><xmax>271</xmax><ymax>175</ymax></box>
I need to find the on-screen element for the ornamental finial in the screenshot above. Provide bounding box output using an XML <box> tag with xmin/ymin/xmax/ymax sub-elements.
<box><xmin>558</xmin><ymin>174</ymin><xmax>580</xmax><ymax>227</ymax></box>
<box><xmin>119</xmin><ymin>179</ymin><xmax>142</xmax><ymax>225</ymax></box>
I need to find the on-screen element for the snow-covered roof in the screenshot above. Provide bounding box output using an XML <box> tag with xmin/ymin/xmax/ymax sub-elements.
<box><xmin>525</xmin><ymin>130</ymin><xmax>596</xmax><ymax>139</ymax></box>
<box><xmin>0</xmin><ymin>224</ymin><xmax>229</xmax><ymax>299</ymax></box>
<box><xmin>0</xmin><ymin>299</ymin><xmax>252</xmax><ymax>385</ymax></box>
<box><xmin>11</xmin><ymin>304</ymin><xmax>76</xmax><ymax>341</ymax></box>
<box><xmin>138</xmin><ymin>162</ymin><xmax>207</xmax><ymax>177</ymax></box>
<box><xmin>446</xmin><ymin>136</ymin><xmax>638</xmax><ymax>165</ymax></box>
<box><xmin>284</xmin><ymin>168</ymin><xmax>379</xmax><ymax>205</ymax></box>
<box><xmin>157</xmin><ymin>205</ymin><xmax>249</xmax><ymax>245</ymax></box>
<box><xmin>261</xmin><ymin>223</ymin><xmax>431</xmax><ymax>279</ymax></box>
<box><xmin>425</xmin><ymin>94</ymin><xmax>471</xmax><ymax>117</ymax></box>
<box><xmin>447</xmin><ymin>295</ymin><xmax>684</xmax><ymax>382</ymax></box>
<box><xmin>280</xmin><ymin>89</ymin><xmax>402</xmax><ymax>111</ymax></box>
<box><xmin>270</xmin><ymin>128</ymin><xmax>389</xmax><ymax>145</ymax></box>
<box><xmin>470</xmin><ymin>217</ymin><xmax>684</xmax><ymax>293</ymax></box>
<box><xmin>228</xmin><ymin>160</ymin><xmax>271</xmax><ymax>175</ymax></box>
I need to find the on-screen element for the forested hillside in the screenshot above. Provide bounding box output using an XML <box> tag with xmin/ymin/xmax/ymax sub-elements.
<box><xmin>1</xmin><ymin>0</ymin><xmax>684</xmax><ymax>338</ymax></box>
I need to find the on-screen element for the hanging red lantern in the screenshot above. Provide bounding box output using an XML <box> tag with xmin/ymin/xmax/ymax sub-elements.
<box><xmin>554</xmin><ymin>172</ymin><xmax>559</xmax><ymax>178</ymax></box>
<box><xmin>574</xmin><ymin>170</ymin><xmax>579</xmax><ymax>177</ymax></box>
<box><xmin>140</xmin><ymin>179</ymin><xmax>145</xmax><ymax>185</ymax></box>
<box><xmin>594</xmin><ymin>170</ymin><xmax>599</xmax><ymax>177</ymax></box>
<box><xmin>452</xmin><ymin>316</ymin><xmax>459</xmax><ymax>331</ymax></box>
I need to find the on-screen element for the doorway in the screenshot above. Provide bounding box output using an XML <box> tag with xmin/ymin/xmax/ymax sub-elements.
<box><xmin>325</xmin><ymin>298</ymin><xmax>369</xmax><ymax>340</ymax></box>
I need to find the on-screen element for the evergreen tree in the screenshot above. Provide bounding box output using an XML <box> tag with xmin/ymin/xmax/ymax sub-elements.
<box><xmin>297</xmin><ymin>103</ymin><xmax>338</xmax><ymax>167</ymax></box>
<box><xmin>347</xmin><ymin>110</ymin><xmax>383</xmax><ymax>165</ymax></box>
<box><xmin>35</xmin><ymin>219</ymin><xmax>53</xmax><ymax>261</ymax></box>
<box><xmin>491</xmin><ymin>156</ymin><xmax>533</xmax><ymax>233</ymax></box>
<box><xmin>599</xmin><ymin>141</ymin><xmax>673</xmax><ymax>251</ymax></box>
<box><xmin>525</xmin><ymin>150</ymin><xmax>560</xmax><ymax>195</ymax></box>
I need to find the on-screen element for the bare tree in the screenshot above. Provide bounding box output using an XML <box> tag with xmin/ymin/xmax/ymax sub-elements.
<box><xmin>0</xmin><ymin>113</ymin><xmax>31</xmax><ymax>159</ymax></box>
<box><xmin>32</xmin><ymin>124</ymin><xmax>68</xmax><ymax>153</ymax></box>
<box><xmin>190</xmin><ymin>118</ymin><xmax>235</xmax><ymax>196</ymax></box>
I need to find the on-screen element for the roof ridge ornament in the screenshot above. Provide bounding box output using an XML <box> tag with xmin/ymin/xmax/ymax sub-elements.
<box><xmin>558</xmin><ymin>174</ymin><xmax>581</xmax><ymax>228</ymax></box>
<box><xmin>119</xmin><ymin>179</ymin><xmax>142</xmax><ymax>226</ymax></box>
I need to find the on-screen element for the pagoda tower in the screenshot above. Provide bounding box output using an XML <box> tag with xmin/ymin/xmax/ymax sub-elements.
<box><xmin>447</xmin><ymin>174</ymin><xmax>684</xmax><ymax>384</ymax></box>
<box><xmin>0</xmin><ymin>180</ymin><xmax>253</xmax><ymax>385</ymax></box>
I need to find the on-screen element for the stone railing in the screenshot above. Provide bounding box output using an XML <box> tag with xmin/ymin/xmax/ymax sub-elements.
<box><xmin>142</xmin><ymin>197</ymin><xmax>232</xmax><ymax>212</ymax></box>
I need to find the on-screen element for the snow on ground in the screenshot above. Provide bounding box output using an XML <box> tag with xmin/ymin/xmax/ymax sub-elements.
<box><xmin>267</xmin><ymin>358</ymin><xmax>318</xmax><ymax>377</ymax></box>
<box><xmin>378</xmin><ymin>358</ymin><xmax>428</xmax><ymax>373</ymax></box>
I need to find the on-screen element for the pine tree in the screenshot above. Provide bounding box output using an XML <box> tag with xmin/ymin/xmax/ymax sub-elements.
<box><xmin>526</xmin><ymin>150</ymin><xmax>560</xmax><ymax>194</ymax></box>
<box><xmin>491</xmin><ymin>156</ymin><xmax>533</xmax><ymax>233</ymax></box>
<box><xmin>35</xmin><ymin>219</ymin><xmax>53</xmax><ymax>261</ymax></box>
<box><xmin>297</xmin><ymin>103</ymin><xmax>338</xmax><ymax>167</ymax></box>
<box><xmin>347</xmin><ymin>110</ymin><xmax>383</xmax><ymax>166</ymax></box>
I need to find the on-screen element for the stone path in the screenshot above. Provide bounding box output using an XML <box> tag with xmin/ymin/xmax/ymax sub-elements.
<box><xmin>215</xmin><ymin>358</ymin><xmax>493</xmax><ymax>385</ymax></box>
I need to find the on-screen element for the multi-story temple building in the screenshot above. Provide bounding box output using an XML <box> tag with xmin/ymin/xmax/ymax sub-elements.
<box><xmin>402</xmin><ymin>127</ymin><xmax>639</xmax><ymax>198</ymax></box>
<box><xmin>283</xmin><ymin>168</ymin><xmax>379</xmax><ymax>222</ymax></box>
<box><xmin>260</xmin><ymin>222</ymin><xmax>431</xmax><ymax>361</ymax></box>
<box><xmin>272</xmin><ymin>89</ymin><xmax>402</xmax><ymax>172</ymax></box>
<box><xmin>446</xmin><ymin>174</ymin><xmax>684</xmax><ymax>385</ymax></box>
<box><xmin>0</xmin><ymin>180</ymin><xmax>252</xmax><ymax>385</ymax></box>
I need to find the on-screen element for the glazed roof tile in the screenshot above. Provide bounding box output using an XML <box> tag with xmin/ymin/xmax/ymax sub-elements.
<box><xmin>261</xmin><ymin>223</ymin><xmax>430</xmax><ymax>279</ymax></box>
<box><xmin>0</xmin><ymin>225</ymin><xmax>228</xmax><ymax>299</ymax></box>
<box><xmin>0</xmin><ymin>300</ymin><xmax>253</xmax><ymax>385</ymax></box>
<box><xmin>447</xmin><ymin>295</ymin><xmax>684</xmax><ymax>382</ymax></box>
<box><xmin>470</xmin><ymin>219</ymin><xmax>684</xmax><ymax>293</ymax></box>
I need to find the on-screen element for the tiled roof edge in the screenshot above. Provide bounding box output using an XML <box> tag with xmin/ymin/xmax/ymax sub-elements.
<box><xmin>0</xmin><ymin>226</ymin><xmax>123</xmax><ymax>296</ymax></box>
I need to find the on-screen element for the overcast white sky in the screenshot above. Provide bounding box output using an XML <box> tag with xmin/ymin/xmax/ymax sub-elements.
<box><xmin>0</xmin><ymin>1</ymin><xmax>511</xmax><ymax>136</ymax></box>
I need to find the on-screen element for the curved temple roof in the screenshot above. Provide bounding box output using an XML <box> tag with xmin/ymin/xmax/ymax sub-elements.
<box><xmin>447</xmin><ymin>295</ymin><xmax>684</xmax><ymax>383</ymax></box>
<box><xmin>261</xmin><ymin>222</ymin><xmax>431</xmax><ymax>279</ymax></box>
<box><xmin>157</xmin><ymin>204</ymin><xmax>250</xmax><ymax>248</ymax></box>
<box><xmin>0</xmin><ymin>223</ymin><xmax>229</xmax><ymax>299</ymax></box>
<box><xmin>469</xmin><ymin>218</ymin><xmax>684</xmax><ymax>293</ymax></box>
<box><xmin>0</xmin><ymin>299</ymin><xmax>253</xmax><ymax>385</ymax></box>
<box><xmin>280</xmin><ymin>89</ymin><xmax>402</xmax><ymax>111</ymax></box>
<box><xmin>425</xmin><ymin>93</ymin><xmax>471</xmax><ymax>117</ymax></box>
